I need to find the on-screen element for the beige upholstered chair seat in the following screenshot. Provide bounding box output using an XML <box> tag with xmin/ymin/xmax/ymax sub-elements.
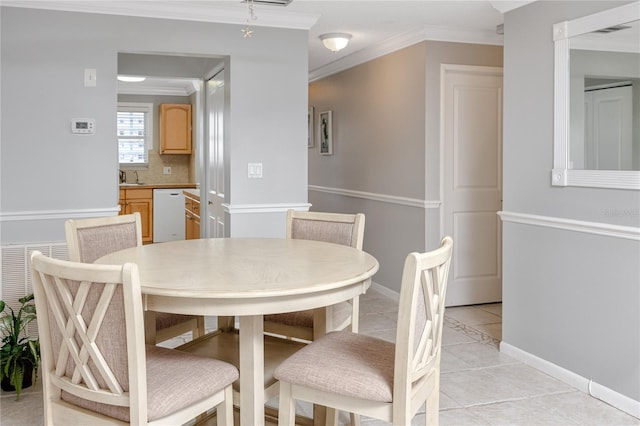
<box><xmin>275</xmin><ymin>331</ymin><xmax>395</xmax><ymax>402</ymax></box>
<box><xmin>31</xmin><ymin>251</ymin><xmax>237</xmax><ymax>425</ymax></box>
<box><xmin>62</xmin><ymin>345</ymin><xmax>239</xmax><ymax>422</ymax></box>
<box><xmin>275</xmin><ymin>237</ymin><xmax>453</xmax><ymax>426</ymax></box>
<box><xmin>264</xmin><ymin>301</ymin><xmax>352</xmax><ymax>329</ymax></box>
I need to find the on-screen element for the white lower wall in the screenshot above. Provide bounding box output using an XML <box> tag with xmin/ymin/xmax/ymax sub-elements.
<box><xmin>501</xmin><ymin>342</ymin><xmax>640</xmax><ymax>418</ymax></box>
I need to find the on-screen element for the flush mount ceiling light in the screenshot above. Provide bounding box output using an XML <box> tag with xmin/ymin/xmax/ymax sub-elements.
<box><xmin>319</xmin><ymin>33</ymin><xmax>352</xmax><ymax>52</ymax></box>
<box><xmin>117</xmin><ymin>75</ymin><xmax>146</xmax><ymax>83</ymax></box>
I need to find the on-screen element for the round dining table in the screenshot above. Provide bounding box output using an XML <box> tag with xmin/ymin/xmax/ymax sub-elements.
<box><xmin>96</xmin><ymin>237</ymin><xmax>379</xmax><ymax>426</ymax></box>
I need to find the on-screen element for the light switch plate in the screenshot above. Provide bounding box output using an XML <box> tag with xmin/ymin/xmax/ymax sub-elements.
<box><xmin>163</xmin><ymin>167</ymin><xmax>172</xmax><ymax>175</ymax></box>
<box><xmin>84</xmin><ymin>68</ymin><xmax>97</xmax><ymax>87</ymax></box>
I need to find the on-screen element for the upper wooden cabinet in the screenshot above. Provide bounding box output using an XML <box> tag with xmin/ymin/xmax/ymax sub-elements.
<box><xmin>159</xmin><ymin>103</ymin><xmax>192</xmax><ymax>154</ymax></box>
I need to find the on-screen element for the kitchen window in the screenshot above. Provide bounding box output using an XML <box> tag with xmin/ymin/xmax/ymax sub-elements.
<box><xmin>117</xmin><ymin>102</ymin><xmax>153</xmax><ymax>165</ymax></box>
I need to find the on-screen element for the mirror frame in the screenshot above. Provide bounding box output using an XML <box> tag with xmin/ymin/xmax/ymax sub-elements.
<box><xmin>552</xmin><ymin>1</ymin><xmax>640</xmax><ymax>190</ymax></box>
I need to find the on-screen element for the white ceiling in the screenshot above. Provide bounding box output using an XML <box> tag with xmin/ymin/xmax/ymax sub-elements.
<box><xmin>286</xmin><ymin>0</ymin><xmax>509</xmax><ymax>74</ymax></box>
<box><xmin>6</xmin><ymin>0</ymin><xmax>531</xmax><ymax>92</ymax></box>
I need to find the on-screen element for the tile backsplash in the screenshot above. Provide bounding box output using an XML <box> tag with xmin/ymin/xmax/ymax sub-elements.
<box><xmin>121</xmin><ymin>150</ymin><xmax>192</xmax><ymax>184</ymax></box>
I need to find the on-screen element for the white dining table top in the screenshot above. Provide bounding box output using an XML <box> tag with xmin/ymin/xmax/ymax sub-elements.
<box><xmin>96</xmin><ymin>237</ymin><xmax>379</xmax><ymax>426</ymax></box>
<box><xmin>96</xmin><ymin>237</ymin><xmax>379</xmax><ymax>299</ymax></box>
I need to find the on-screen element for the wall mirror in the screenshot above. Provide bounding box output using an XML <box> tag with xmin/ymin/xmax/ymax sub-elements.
<box><xmin>552</xmin><ymin>1</ymin><xmax>640</xmax><ymax>190</ymax></box>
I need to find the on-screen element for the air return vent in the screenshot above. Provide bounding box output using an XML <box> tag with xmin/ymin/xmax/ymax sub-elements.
<box><xmin>592</xmin><ymin>25</ymin><xmax>631</xmax><ymax>34</ymax></box>
<box><xmin>244</xmin><ymin>0</ymin><xmax>293</xmax><ymax>6</ymax></box>
<box><xmin>1</xmin><ymin>242</ymin><xmax>69</xmax><ymax>338</ymax></box>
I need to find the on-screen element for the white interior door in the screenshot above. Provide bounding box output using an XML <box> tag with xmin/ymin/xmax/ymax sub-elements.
<box><xmin>442</xmin><ymin>65</ymin><xmax>503</xmax><ymax>307</ymax></box>
<box><xmin>585</xmin><ymin>85</ymin><xmax>633</xmax><ymax>171</ymax></box>
<box><xmin>207</xmin><ymin>71</ymin><xmax>226</xmax><ymax>238</ymax></box>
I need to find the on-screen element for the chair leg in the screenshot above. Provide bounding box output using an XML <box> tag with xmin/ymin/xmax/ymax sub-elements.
<box><xmin>350</xmin><ymin>297</ymin><xmax>360</xmax><ymax>333</ymax></box>
<box><xmin>144</xmin><ymin>311</ymin><xmax>157</xmax><ymax>344</ymax></box>
<box><xmin>217</xmin><ymin>386</ymin><xmax>234</xmax><ymax>426</ymax></box>
<box><xmin>351</xmin><ymin>413</ymin><xmax>361</xmax><ymax>426</ymax></box>
<box><xmin>326</xmin><ymin>407</ymin><xmax>338</xmax><ymax>426</ymax></box>
<box><xmin>278</xmin><ymin>382</ymin><xmax>296</xmax><ymax>426</ymax></box>
<box><xmin>425</xmin><ymin>375</ymin><xmax>440</xmax><ymax>426</ymax></box>
<box><xmin>194</xmin><ymin>316</ymin><xmax>206</xmax><ymax>339</ymax></box>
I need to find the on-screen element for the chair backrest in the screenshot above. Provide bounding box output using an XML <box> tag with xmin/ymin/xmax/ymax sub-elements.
<box><xmin>65</xmin><ymin>213</ymin><xmax>142</xmax><ymax>263</ymax></box>
<box><xmin>393</xmin><ymin>236</ymin><xmax>453</xmax><ymax>407</ymax></box>
<box><xmin>286</xmin><ymin>210</ymin><xmax>365</xmax><ymax>249</ymax></box>
<box><xmin>30</xmin><ymin>251</ymin><xmax>148</xmax><ymax>423</ymax></box>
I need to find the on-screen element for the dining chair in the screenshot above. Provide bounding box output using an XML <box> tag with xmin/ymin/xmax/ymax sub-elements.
<box><xmin>30</xmin><ymin>251</ymin><xmax>238</xmax><ymax>425</ymax></box>
<box><xmin>274</xmin><ymin>236</ymin><xmax>453</xmax><ymax>426</ymax></box>
<box><xmin>64</xmin><ymin>213</ymin><xmax>205</xmax><ymax>345</ymax></box>
<box><xmin>264</xmin><ymin>210</ymin><xmax>365</xmax><ymax>341</ymax></box>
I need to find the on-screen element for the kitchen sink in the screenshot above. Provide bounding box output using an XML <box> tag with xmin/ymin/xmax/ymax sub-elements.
<box><xmin>120</xmin><ymin>182</ymin><xmax>145</xmax><ymax>186</ymax></box>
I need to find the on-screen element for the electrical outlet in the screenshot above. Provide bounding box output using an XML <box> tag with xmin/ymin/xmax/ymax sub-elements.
<box><xmin>163</xmin><ymin>167</ymin><xmax>172</xmax><ymax>175</ymax></box>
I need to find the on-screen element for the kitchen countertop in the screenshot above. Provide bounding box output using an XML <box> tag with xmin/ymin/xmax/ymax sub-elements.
<box><xmin>119</xmin><ymin>183</ymin><xmax>197</xmax><ymax>189</ymax></box>
<box><xmin>183</xmin><ymin>188</ymin><xmax>200</xmax><ymax>200</ymax></box>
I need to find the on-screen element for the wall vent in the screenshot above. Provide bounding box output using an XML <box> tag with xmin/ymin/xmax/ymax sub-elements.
<box><xmin>243</xmin><ymin>0</ymin><xmax>293</xmax><ymax>6</ymax></box>
<box><xmin>1</xmin><ymin>242</ymin><xmax>68</xmax><ymax>337</ymax></box>
<box><xmin>592</xmin><ymin>25</ymin><xmax>631</xmax><ymax>34</ymax></box>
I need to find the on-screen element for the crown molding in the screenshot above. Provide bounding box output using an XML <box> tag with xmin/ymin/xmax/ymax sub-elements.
<box><xmin>0</xmin><ymin>0</ymin><xmax>319</xmax><ymax>30</ymax></box>
<box><xmin>488</xmin><ymin>1</ymin><xmax>536</xmax><ymax>14</ymax></box>
<box><xmin>309</xmin><ymin>25</ymin><xmax>503</xmax><ymax>81</ymax></box>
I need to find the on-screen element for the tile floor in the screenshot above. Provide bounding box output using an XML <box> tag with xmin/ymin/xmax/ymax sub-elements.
<box><xmin>2</xmin><ymin>287</ymin><xmax>638</xmax><ymax>425</ymax></box>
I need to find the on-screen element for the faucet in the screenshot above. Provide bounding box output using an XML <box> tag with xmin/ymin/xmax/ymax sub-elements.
<box><xmin>119</xmin><ymin>169</ymin><xmax>126</xmax><ymax>183</ymax></box>
<box><xmin>134</xmin><ymin>170</ymin><xmax>139</xmax><ymax>183</ymax></box>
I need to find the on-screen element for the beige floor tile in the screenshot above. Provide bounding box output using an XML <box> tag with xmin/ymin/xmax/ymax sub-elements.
<box><xmin>445</xmin><ymin>306</ymin><xmax>502</xmax><ymax>326</ymax></box>
<box><xmin>442</xmin><ymin>325</ymin><xmax>480</xmax><ymax>346</ymax></box>
<box><xmin>440</xmin><ymin>363</ymin><xmax>574</xmax><ymax>407</ymax></box>
<box><xmin>0</xmin><ymin>378</ymin><xmax>44</xmax><ymax>426</ymax></box>
<box><xmin>3</xmin><ymin>302</ymin><xmax>637</xmax><ymax>426</ymax></box>
<box><xmin>440</xmin><ymin>408</ymin><xmax>491</xmax><ymax>425</ymax></box>
<box><xmin>471</xmin><ymin>322</ymin><xmax>502</xmax><ymax>341</ymax></box>
<box><xmin>441</xmin><ymin>341</ymin><xmax>519</xmax><ymax>373</ymax></box>
<box><xmin>477</xmin><ymin>303</ymin><xmax>502</xmax><ymax>317</ymax></box>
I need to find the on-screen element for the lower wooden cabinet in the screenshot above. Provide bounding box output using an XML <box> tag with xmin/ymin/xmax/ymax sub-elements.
<box><xmin>184</xmin><ymin>192</ymin><xmax>200</xmax><ymax>240</ymax></box>
<box><xmin>119</xmin><ymin>188</ymin><xmax>153</xmax><ymax>243</ymax></box>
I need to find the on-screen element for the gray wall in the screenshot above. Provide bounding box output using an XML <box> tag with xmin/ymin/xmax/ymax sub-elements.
<box><xmin>503</xmin><ymin>0</ymin><xmax>640</xmax><ymax>402</ymax></box>
<box><xmin>308</xmin><ymin>41</ymin><xmax>502</xmax><ymax>292</ymax></box>
<box><xmin>0</xmin><ymin>6</ymin><xmax>308</xmax><ymax>243</ymax></box>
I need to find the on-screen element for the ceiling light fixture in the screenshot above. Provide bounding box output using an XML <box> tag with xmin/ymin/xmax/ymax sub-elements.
<box><xmin>117</xmin><ymin>75</ymin><xmax>146</xmax><ymax>83</ymax></box>
<box><xmin>319</xmin><ymin>33</ymin><xmax>352</xmax><ymax>52</ymax></box>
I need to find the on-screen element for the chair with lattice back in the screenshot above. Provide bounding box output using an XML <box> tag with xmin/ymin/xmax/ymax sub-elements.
<box><xmin>64</xmin><ymin>213</ymin><xmax>205</xmax><ymax>344</ymax></box>
<box><xmin>264</xmin><ymin>210</ymin><xmax>365</xmax><ymax>341</ymax></box>
<box><xmin>275</xmin><ymin>236</ymin><xmax>453</xmax><ymax>426</ymax></box>
<box><xmin>30</xmin><ymin>251</ymin><xmax>238</xmax><ymax>425</ymax></box>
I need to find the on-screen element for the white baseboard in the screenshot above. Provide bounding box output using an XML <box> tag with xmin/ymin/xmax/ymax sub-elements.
<box><xmin>369</xmin><ymin>281</ymin><xmax>400</xmax><ymax>303</ymax></box>
<box><xmin>500</xmin><ymin>342</ymin><xmax>640</xmax><ymax>419</ymax></box>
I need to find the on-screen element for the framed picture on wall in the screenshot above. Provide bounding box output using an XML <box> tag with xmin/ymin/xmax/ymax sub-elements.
<box><xmin>308</xmin><ymin>106</ymin><xmax>314</xmax><ymax>148</ymax></box>
<box><xmin>319</xmin><ymin>110</ymin><xmax>333</xmax><ymax>155</ymax></box>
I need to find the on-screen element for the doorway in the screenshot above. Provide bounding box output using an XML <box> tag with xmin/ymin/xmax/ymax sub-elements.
<box><xmin>441</xmin><ymin>64</ymin><xmax>504</xmax><ymax>306</ymax></box>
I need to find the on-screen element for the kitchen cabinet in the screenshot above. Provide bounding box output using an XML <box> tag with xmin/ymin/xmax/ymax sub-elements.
<box><xmin>184</xmin><ymin>192</ymin><xmax>200</xmax><ymax>240</ymax></box>
<box><xmin>160</xmin><ymin>103</ymin><xmax>192</xmax><ymax>154</ymax></box>
<box><xmin>119</xmin><ymin>188</ymin><xmax>153</xmax><ymax>243</ymax></box>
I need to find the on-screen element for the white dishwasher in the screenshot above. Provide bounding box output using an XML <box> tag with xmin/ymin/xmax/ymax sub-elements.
<box><xmin>153</xmin><ymin>188</ymin><xmax>188</xmax><ymax>242</ymax></box>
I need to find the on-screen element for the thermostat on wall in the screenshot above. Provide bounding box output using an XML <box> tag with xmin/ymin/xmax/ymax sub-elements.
<box><xmin>71</xmin><ymin>118</ymin><xmax>95</xmax><ymax>134</ymax></box>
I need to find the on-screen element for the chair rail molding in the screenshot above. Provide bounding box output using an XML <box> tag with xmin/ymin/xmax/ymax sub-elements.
<box><xmin>0</xmin><ymin>207</ymin><xmax>120</xmax><ymax>222</ymax></box>
<box><xmin>498</xmin><ymin>211</ymin><xmax>640</xmax><ymax>241</ymax></box>
<box><xmin>308</xmin><ymin>185</ymin><xmax>441</xmax><ymax>209</ymax></box>
<box><xmin>223</xmin><ymin>203</ymin><xmax>311</xmax><ymax>215</ymax></box>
